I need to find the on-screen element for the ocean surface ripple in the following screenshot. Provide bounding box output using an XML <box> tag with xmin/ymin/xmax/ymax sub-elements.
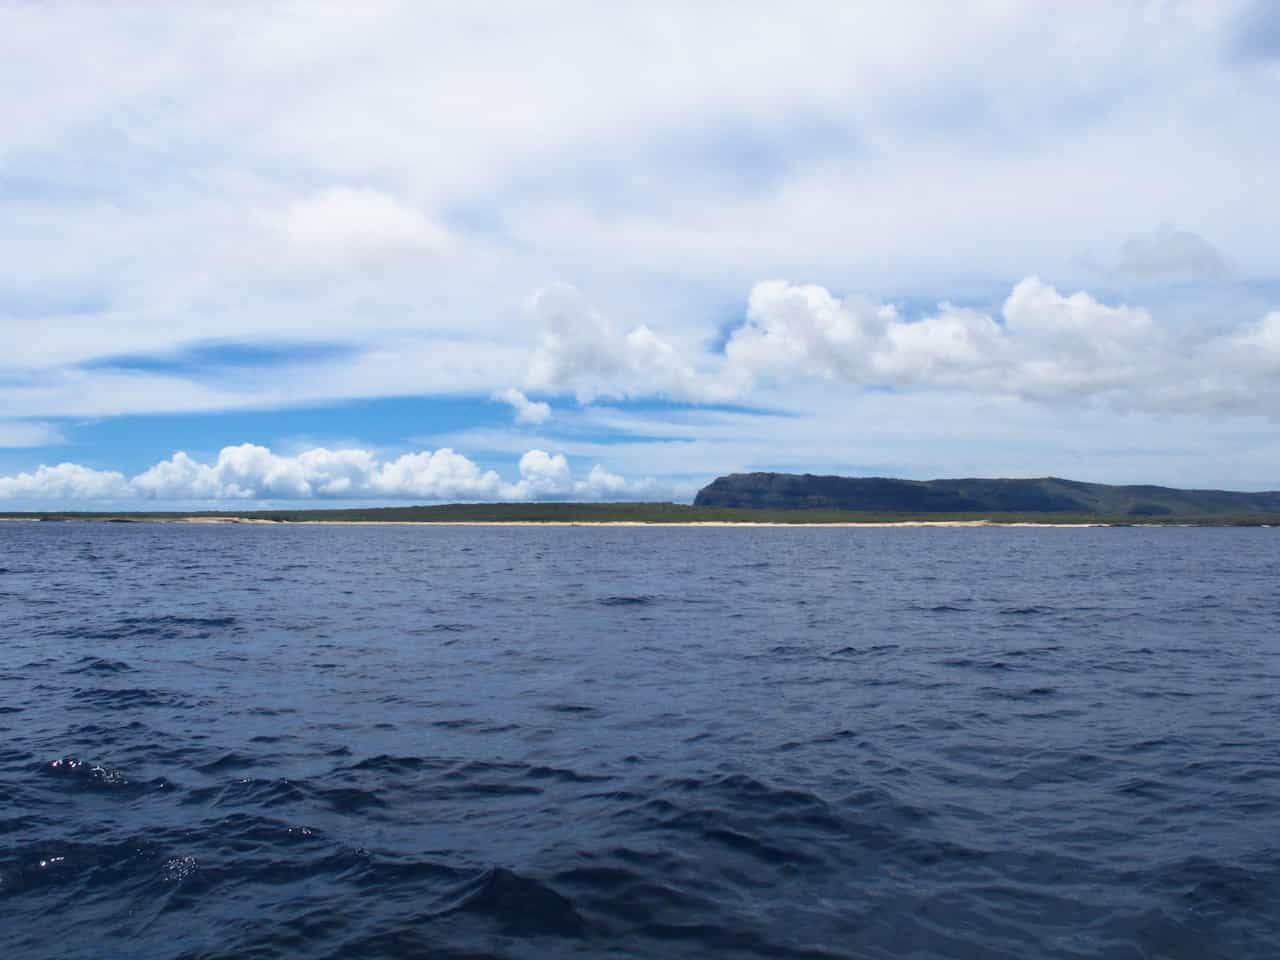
<box><xmin>2</xmin><ymin>522</ymin><xmax>1279</xmax><ymax>958</ymax></box>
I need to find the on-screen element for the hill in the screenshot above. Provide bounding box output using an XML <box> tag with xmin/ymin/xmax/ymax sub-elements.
<box><xmin>692</xmin><ymin>473</ymin><xmax>1280</xmax><ymax>516</ymax></box>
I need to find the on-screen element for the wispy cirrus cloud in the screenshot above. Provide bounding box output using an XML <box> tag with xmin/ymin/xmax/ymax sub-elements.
<box><xmin>0</xmin><ymin>421</ymin><xmax>65</xmax><ymax>449</ymax></box>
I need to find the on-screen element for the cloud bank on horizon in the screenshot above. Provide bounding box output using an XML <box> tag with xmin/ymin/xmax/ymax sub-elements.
<box><xmin>0</xmin><ymin>444</ymin><xmax>661</xmax><ymax>505</ymax></box>
<box><xmin>2</xmin><ymin>1</ymin><xmax>1279</xmax><ymax>504</ymax></box>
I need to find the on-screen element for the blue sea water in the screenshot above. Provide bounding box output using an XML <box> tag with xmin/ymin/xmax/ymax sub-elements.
<box><xmin>1</xmin><ymin>521</ymin><xmax>1278</xmax><ymax>959</ymax></box>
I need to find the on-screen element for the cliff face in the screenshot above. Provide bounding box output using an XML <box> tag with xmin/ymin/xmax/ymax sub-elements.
<box><xmin>692</xmin><ymin>473</ymin><xmax>1280</xmax><ymax>516</ymax></box>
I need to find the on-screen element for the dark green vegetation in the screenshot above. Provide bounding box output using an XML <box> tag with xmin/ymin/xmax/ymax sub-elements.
<box><xmin>694</xmin><ymin>472</ymin><xmax>1280</xmax><ymax>517</ymax></box>
<box><xmin>2</xmin><ymin>500</ymin><xmax>1279</xmax><ymax>525</ymax></box>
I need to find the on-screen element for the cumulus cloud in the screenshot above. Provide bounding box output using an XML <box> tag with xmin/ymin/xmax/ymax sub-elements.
<box><xmin>725</xmin><ymin>277</ymin><xmax>1192</xmax><ymax>405</ymax></box>
<box><xmin>493</xmin><ymin>387</ymin><xmax>551</xmax><ymax>424</ymax></box>
<box><xmin>506</xmin><ymin>450</ymin><xmax>662</xmax><ymax>500</ymax></box>
<box><xmin>130</xmin><ymin>444</ymin><xmax>506</xmax><ymax>501</ymax></box>
<box><xmin>577</xmin><ymin>464</ymin><xmax>657</xmax><ymax>499</ymax></box>
<box><xmin>0</xmin><ymin>443</ymin><xmax>662</xmax><ymax>504</ymax></box>
<box><xmin>525</xmin><ymin>284</ymin><xmax>723</xmax><ymax>403</ymax></box>
<box><xmin>510</xmin><ymin>449</ymin><xmax>572</xmax><ymax>497</ymax></box>
<box><xmin>523</xmin><ymin>278</ymin><xmax>1280</xmax><ymax>416</ymax></box>
<box><xmin>0</xmin><ymin>463</ymin><xmax>130</xmax><ymax>500</ymax></box>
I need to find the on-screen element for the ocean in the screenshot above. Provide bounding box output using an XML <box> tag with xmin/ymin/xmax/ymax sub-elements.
<box><xmin>2</xmin><ymin>521</ymin><xmax>1278</xmax><ymax>958</ymax></box>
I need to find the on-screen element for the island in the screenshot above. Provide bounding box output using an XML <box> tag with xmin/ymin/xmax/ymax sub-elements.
<box><xmin>2</xmin><ymin>472</ymin><xmax>1280</xmax><ymax>525</ymax></box>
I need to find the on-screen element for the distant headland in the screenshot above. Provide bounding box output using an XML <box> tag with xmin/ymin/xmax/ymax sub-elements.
<box><xmin>2</xmin><ymin>472</ymin><xmax>1280</xmax><ymax>526</ymax></box>
<box><xmin>693</xmin><ymin>472</ymin><xmax>1280</xmax><ymax>518</ymax></box>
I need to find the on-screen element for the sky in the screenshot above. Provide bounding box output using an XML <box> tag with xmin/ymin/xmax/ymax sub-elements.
<box><xmin>2</xmin><ymin>1</ymin><xmax>1279</xmax><ymax>508</ymax></box>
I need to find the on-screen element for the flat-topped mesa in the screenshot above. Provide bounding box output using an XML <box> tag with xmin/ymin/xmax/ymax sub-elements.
<box><xmin>692</xmin><ymin>472</ymin><xmax>1280</xmax><ymax>516</ymax></box>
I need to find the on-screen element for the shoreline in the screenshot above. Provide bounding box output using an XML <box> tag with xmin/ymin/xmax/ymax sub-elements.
<box><xmin>279</xmin><ymin>519</ymin><xmax>1111</xmax><ymax>527</ymax></box>
<box><xmin>6</xmin><ymin>516</ymin><xmax>1115</xmax><ymax>527</ymax></box>
<box><xmin>5</xmin><ymin>515</ymin><xmax>1271</xmax><ymax>528</ymax></box>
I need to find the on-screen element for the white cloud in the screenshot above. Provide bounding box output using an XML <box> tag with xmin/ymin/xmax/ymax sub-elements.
<box><xmin>0</xmin><ymin>421</ymin><xmax>64</xmax><ymax>448</ymax></box>
<box><xmin>0</xmin><ymin>463</ymin><xmax>130</xmax><ymax>500</ymax></box>
<box><xmin>525</xmin><ymin>283</ymin><xmax>725</xmax><ymax>403</ymax></box>
<box><xmin>576</xmin><ymin>463</ymin><xmax>661</xmax><ymax>499</ymax></box>
<box><xmin>726</xmin><ymin>277</ymin><xmax>1149</xmax><ymax>396</ymax></box>
<box><xmin>725</xmin><ymin>278</ymin><xmax>1280</xmax><ymax>412</ymax></box>
<box><xmin>0</xmin><ymin>339</ymin><xmax>529</xmax><ymax>419</ymax></box>
<box><xmin>997</xmin><ymin>277</ymin><xmax>1162</xmax><ymax>400</ymax></box>
<box><xmin>275</xmin><ymin>186</ymin><xmax>452</xmax><ymax>261</ymax></box>
<box><xmin>1</xmin><ymin>3</ymin><xmax>1279</xmax><ymax>490</ymax></box>
<box><xmin>1226</xmin><ymin>311</ymin><xmax>1280</xmax><ymax>378</ymax></box>
<box><xmin>510</xmin><ymin>449</ymin><xmax>573</xmax><ymax>498</ymax></box>
<box><xmin>515</xmin><ymin>277</ymin><xmax>1280</xmax><ymax>419</ymax></box>
<box><xmin>493</xmin><ymin>387</ymin><xmax>551</xmax><ymax>424</ymax></box>
<box><xmin>370</xmin><ymin>448</ymin><xmax>507</xmax><ymax>500</ymax></box>
<box><xmin>505</xmin><ymin>449</ymin><xmax>664</xmax><ymax>501</ymax></box>
<box><xmin>724</xmin><ymin>281</ymin><xmax>908</xmax><ymax>386</ymax></box>
<box><xmin>129</xmin><ymin>443</ymin><xmax>507</xmax><ymax>501</ymax></box>
<box><xmin>132</xmin><ymin>445</ymin><xmax>381</xmax><ymax>499</ymax></box>
<box><xmin>0</xmin><ymin>443</ymin><xmax>665</xmax><ymax>504</ymax></box>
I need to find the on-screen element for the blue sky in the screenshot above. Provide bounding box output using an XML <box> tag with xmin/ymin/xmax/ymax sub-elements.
<box><xmin>3</xmin><ymin>2</ymin><xmax>1280</xmax><ymax>507</ymax></box>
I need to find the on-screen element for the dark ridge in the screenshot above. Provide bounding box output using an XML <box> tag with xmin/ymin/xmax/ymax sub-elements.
<box><xmin>692</xmin><ymin>472</ymin><xmax>1280</xmax><ymax>516</ymax></box>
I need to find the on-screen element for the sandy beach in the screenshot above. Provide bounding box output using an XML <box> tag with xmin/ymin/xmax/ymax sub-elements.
<box><xmin>170</xmin><ymin>518</ymin><xmax>1111</xmax><ymax>528</ymax></box>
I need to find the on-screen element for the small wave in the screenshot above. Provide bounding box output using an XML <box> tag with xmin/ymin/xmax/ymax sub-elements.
<box><xmin>764</xmin><ymin>643</ymin><xmax>819</xmax><ymax>659</ymax></box>
<box><xmin>454</xmin><ymin>782</ymin><xmax>543</xmax><ymax>798</ymax></box>
<box><xmin>430</xmin><ymin>718</ymin><xmax>485</xmax><ymax>730</ymax></box>
<box><xmin>443</xmin><ymin>866</ymin><xmax>586</xmax><ymax>937</ymax></box>
<box><xmin>978</xmin><ymin>685</ymin><xmax>1059</xmax><ymax>701</ymax></box>
<box><xmin>38</xmin><ymin>757</ymin><xmax>171</xmax><ymax>795</ymax></box>
<box><xmin>541</xmin><ymin>703</ymin><xmax>602</xmax><ymax>716</ymax></box>
<box><xmin>598</xmin><ymin>595</ymin><xmax>656</xmax><ymax>606</ymax></box>
<box><xmin>96</xmin><ymin>614</ymin><xmax>242</xmax><ymax>639</ymax></box>
<box><xmin>524</xmin><ymin>765</ymin><xmax>612</xmax><ymax>784</ymax></box>
<box><xmin>194</xmin><ymin>752</ymin><xmax>259</xmax><ymax>774</ymax></box>
<box><xmin>211</xmin><ymin>813</ymin><xmax>323</xmax><ymax>847</ymax></box>
<box><xmin>314</xmin><ymin>786</ymin><xmax>389</xmax><ymax>813</ymax></box>
<box><xmin>0</xmin><ymin>837</ymin><xmax>168</xmax><ymax>897</ymax></box>
<box><xmin>810</xmin><ymin>728</ymin><xmax>859</xmax><ymax>745</ymax></box>
<box><xmin>701</xmin><ymin>824</ymin><xmax>805</xmax><ymax>865</ymax></box>
<box><xmin>636</xmin><ymin>920</ymin><xmax>846</xmax><ymax>959</ymax></box>
<box><xmin>71</xmin><ymin>686</ymin><xmax>192</xmax><ymax>709</ymax></box>
<box><xmin>186</xmin><ymin>777</ymin><xmax>310</xmax><ymax>810</ymax></box>
<box><xmin>65</xmin><ymin>656</ymin><xmax>133</xmax><ymax>674</ymax></box>
<box><xmin>347</xmin><ymin>754</ymin><xmax>451</xmax><ymax>774</ymax></box>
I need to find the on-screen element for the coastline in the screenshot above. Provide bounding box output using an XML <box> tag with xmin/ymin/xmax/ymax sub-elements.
<box><xmin>278</xmin><ymin>519</ymin><xmax>1110</xmax><ymax>527</ymax></box>
<box><xmin>8</xmin><ymin>516</ymin><xmax>1114</xmax><ymax>527</ymax></box>
<box><xmin>5</xmin><ymin>512</ymin><xmax>1272</xmax><ymax>527</ymax></box>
